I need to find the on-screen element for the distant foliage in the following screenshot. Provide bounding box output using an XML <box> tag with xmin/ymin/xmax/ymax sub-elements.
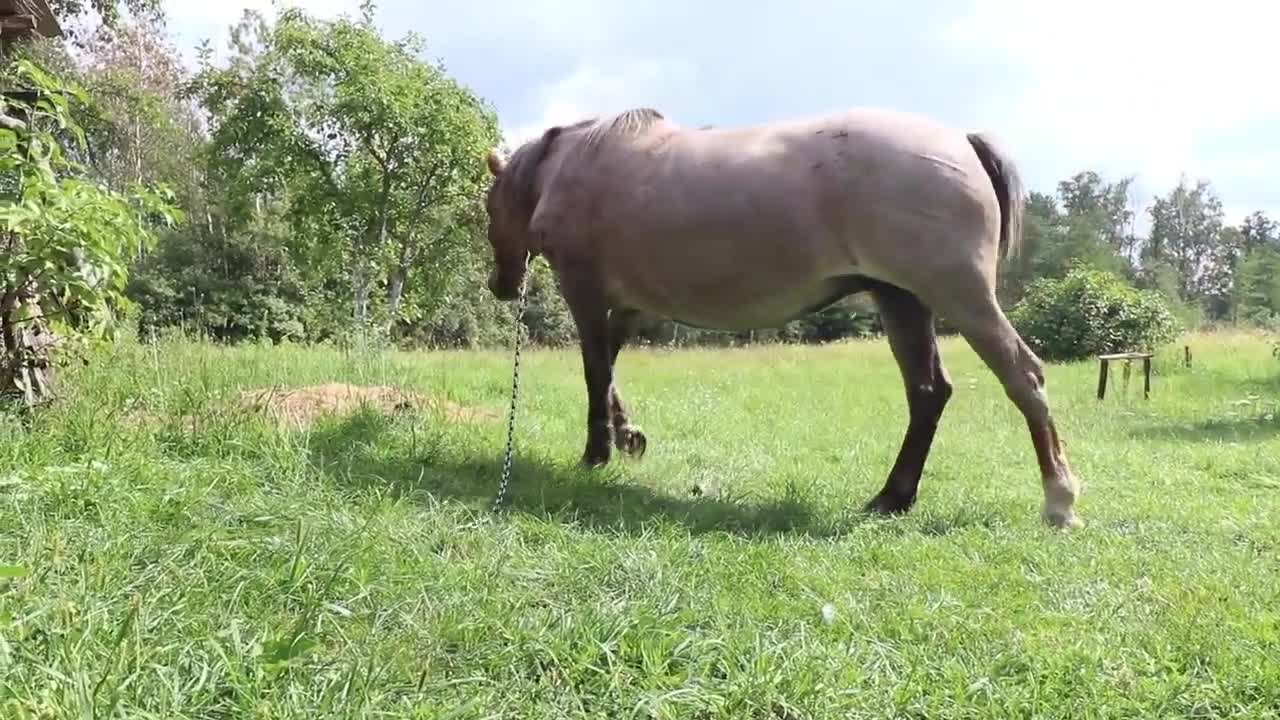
<box><xmin>786</xmin><ymin>300</ymin><xmax>878</xmax><ymax>343</ymax></box>
<box><xmin>1010</xmin><ymin>268</ymin><xmax>1181</xmax><ymax>362</ymax></box>
<box><xmin>1232</xmin><ymin>235</ymin><xmax>1280</xmax><ymax>328</ymax></box>
<box><xmin>127</xmin><ymin>221</ymin><xmax>307</xmax><ymax>343</ymax></box>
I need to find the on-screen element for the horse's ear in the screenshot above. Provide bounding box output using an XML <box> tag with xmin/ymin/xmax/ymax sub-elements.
<box><xmin>486</xmin><ymin>149</ymin><xmax>505</xmax><ymax>176</ymax></box>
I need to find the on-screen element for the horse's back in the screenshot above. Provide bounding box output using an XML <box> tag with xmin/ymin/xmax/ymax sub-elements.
<box><xmin>658</xmin><ymin>107</ymin><xmax>999</xmax><ymax>249</ymax></box>
<box><xmin>691</xmin><ymin>107</ymin><xmax>990</xmax><ymax>195</ymax></box>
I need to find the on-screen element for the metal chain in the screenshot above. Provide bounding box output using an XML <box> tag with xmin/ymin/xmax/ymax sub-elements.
<box><xmin>493</xmin><ymin>264</ymin><xmax>531</xmax><ymax>512</ymax></box>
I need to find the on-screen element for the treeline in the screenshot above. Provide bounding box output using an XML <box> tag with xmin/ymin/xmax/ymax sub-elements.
<box><xmin>999</xmin><ymin>173</ymin><xmax>1280</xmax><ymax>332</ymax></box>
<box><xmin>6</xmin><ymin>4</ymin><xmax>1279</xmax><ymax>353</ymax></box>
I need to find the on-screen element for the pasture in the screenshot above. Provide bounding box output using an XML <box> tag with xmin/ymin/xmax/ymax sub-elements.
<box><xmin>2</xmin><ymin>330</ymin><xmax>1279</xmax><ymax>718</ymax></box>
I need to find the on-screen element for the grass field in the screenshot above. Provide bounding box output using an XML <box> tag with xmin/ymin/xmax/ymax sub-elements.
<box><xmin>2</xmin><ymin>329</ymin><xmax>1279</xmax><ymax>718</ymax></box>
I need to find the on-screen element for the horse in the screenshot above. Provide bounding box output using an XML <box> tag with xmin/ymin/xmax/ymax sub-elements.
<box><xmin>481</xmin><ymin>106</ymin><xmax>1083</xmax><ymax>529</ymax></box>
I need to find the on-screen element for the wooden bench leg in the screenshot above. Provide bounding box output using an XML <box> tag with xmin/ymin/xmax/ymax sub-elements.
<box><xmin>1097</xmin><ymin>359</ymin><xmax>1109</xmax><ymax>400</ymax></box>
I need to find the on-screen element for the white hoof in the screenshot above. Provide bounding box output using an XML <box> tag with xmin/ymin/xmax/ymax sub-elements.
<box><xmin>1042</xmin><ymin>505</ymin><xmax>1084</xmax><ymax>530</ymax></box>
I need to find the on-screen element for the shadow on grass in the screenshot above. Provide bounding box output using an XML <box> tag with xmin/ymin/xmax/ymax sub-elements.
<box><xmin>1130</xmin><ymin>415</ymin><xmax>1280</xmax><ymax>444</ymax></box>
<box><xmin>303</xmin><ymin>410</ymin><xmax>1003</xmax><ymax>539</ymax></box>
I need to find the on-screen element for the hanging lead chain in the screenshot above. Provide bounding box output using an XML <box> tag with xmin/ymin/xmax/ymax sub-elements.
<box><xmin>493</xmin><ymin>263</ymin><xmax>531</xmax><ymax>512</ymax></box>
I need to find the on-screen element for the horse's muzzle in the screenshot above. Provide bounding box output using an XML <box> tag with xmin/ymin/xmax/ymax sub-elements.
<box><xmin>488</xmin><ymin>268</ymin><xmax>519</xmax><ymax>301</ymax></box>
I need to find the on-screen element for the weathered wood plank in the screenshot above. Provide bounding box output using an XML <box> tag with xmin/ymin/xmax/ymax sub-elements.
<box><xmin>1098</xmin><ymin>352</ymin><xmax>1153</xmax><ymax>361</ymax></box>
<box><xmin>0</xmin><ymin>0</ymin><xmax>60</xmax><ymax>40</ymax></box>
<box><xmin>0</xmin><ymin>15</ymin><xmax>36</xmax><ymax>36</ymax></box>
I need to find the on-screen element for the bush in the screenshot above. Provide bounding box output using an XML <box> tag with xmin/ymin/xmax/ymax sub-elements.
<box><xmin>128</xmin><ymin>229</ymin><xmax>308</xmax><ymax>344</ymax></box>
<box><xmin>1009</xmin><ymin>268</ymin><xmax>1181</xmax><ymax>362</ymax></box>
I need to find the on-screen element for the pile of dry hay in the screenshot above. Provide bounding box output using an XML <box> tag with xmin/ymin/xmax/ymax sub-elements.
<box><xmin>238</xmin><ymin>382</ymin><xmax>498</xmax><ymax>428</ymax></box>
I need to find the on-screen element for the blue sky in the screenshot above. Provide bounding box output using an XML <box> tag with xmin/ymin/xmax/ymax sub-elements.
<box><xmin>165</xmin><ymin>0</ymin><xmax>1279</xmax><ymax>224</ymax></box>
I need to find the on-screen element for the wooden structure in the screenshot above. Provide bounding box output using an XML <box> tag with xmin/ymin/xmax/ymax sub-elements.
<box><xmin>0</xmin><ymin>0</ymin><xmax>60</xmax><ymax>50</ymax></box>
<box><xmin>1096</xmin><ymin>352</ymin><xmax>1153</xmax><ymax>400</ymax></box>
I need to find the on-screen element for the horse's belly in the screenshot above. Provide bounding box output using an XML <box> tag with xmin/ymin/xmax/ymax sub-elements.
<box><xmin>608</xmin><ymin>267</ymin><xmax>848</xmax><ymax>331</ymax></box>
<box><xmin>596</xmin><ymin>178</ymin><xmax>869</xmax><ymax>328</ymax></box>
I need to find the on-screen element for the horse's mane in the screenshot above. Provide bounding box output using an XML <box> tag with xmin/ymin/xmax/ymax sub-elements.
<box><xmin>581</xmin><ymin>107</ymin><xmax>665</xmax><ymax>147</ymax></box>
<box><xmin>500</xmin><ymin>107</ymin><xmax>665</xmax><ymax>211</ymax></box>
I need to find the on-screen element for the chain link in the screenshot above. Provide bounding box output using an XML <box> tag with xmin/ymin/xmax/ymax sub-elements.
<box><xmin>493</xmin><ymin>262</ymin><xmax>531</xmax><ymax>512</ymax></box>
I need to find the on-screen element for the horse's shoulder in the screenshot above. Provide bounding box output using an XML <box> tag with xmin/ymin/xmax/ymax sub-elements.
<box><xmin>528</xmin><ymin>159</ymin><xmax>582</xmax><ymax>236</ymax></box>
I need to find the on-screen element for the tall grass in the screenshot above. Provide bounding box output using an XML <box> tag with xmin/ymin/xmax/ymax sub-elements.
<box><xmin>2</xmin><ymin>330</ymin><xmax>1277</xmax><ymax>717</ymax></box>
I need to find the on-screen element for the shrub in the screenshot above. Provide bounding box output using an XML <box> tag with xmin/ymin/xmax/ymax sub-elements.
<box><xmin>1009</xmin><ymin>268</ymin><xmax>1181</xmax><ymax>362</ymax></box>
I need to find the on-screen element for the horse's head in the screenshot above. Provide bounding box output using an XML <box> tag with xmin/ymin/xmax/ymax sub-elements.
<box><xmin>483</xmin><ymin>148</ymin><xmax>531</xmax><ymax>301</ymax></box>
<box><xmin>482</xmin><ymin>123</ymin><xmax>577</xmax><ymax>300</ymax></box>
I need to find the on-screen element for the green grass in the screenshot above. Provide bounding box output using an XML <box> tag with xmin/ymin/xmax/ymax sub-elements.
<box><xmin>2</xmin><ymin>329</ymin><xmax>1279</xmax><ymax>718</ymax></box>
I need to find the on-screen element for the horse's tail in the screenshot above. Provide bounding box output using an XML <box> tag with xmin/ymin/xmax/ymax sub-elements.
<box><xmin>967</xmin><ymin>132</ymin><xmax>1024</xmax><ymax>262</ymax></box>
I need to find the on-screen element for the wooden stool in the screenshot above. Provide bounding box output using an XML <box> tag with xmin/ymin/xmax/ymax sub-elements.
<box><xmin>1097</xmin><ymin>352</ymin><xmax>1153</xmax><ymax>400</ymax></box>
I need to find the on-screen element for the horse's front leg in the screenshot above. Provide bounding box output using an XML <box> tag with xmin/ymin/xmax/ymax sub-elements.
<box><xmin>560</xmin><ymin>266</ymin><xmax>614</xmax><ymax>468</ymax></box>
<box><xmin>607</xmin><ymin>308</ymin><xmax>647</xmax><ymax>459</ymax></box>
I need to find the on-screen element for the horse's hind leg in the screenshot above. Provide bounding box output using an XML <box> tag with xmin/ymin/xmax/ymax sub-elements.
<box><xmin>941</xmin><ymin>287</ymin><xmax>1082</xmax><ymax>529</ymax></box>
<box><xmin>607</xmin><ymin>308</ymin><xmax>647</xmax><ymax>458</ymax></box>
<box><xmin>864</xmin><ymin>283</ymin><xmax>953</xmax><ymax>515</ymax></box>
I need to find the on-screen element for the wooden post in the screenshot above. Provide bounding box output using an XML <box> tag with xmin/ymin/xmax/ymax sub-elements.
<box><xmin>1143</xmin><ymin>357</ymin><xmax>1152</xmax><ymax>400</ymax></box>
<box><xmin>1184</xmin><ymin>346</ymin><xmax>1192</xmax><ymax>368</ymax></box>
<box><xmin>1096</xmin><ymin>357</ymin><xmax>1109</xmax><ymax>400</ymax></box>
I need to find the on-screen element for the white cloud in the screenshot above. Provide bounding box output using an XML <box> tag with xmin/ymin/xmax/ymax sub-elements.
<box><xmin>427</xmin><ymin>0</ymin><xmax>620</xmax><ymax>57</ymax></box>
<box><xmin>943</xmin><ymin>0</ymin><xmax>1280</xmax><ymax>220</ymax></box>
<box><xmin>501</xmin><ymin>59</ymin><xmax>696</xmax><ymax>150</ymax></box>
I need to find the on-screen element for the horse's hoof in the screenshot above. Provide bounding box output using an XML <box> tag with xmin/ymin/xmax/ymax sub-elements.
<box><xmin>1042</xmin><ymin>507</ymin><xmax>1084</xmax><ymax>530</ymax></box>
<box><xmin>863</xmin><ymin>492</ymin><xmax>915</xmax><ymax>516</ymax></box>
<box><xmin>579</xmin><ymin>447</ymin><xmax>610</xmax><ymax>469</ymax></box>
<box><xmin>615</xmin><ymin>425</ymin><xmax>647</xmax><ymax>459</ymax></box>
<box><xmin>1042</xmin><ymin>480</ymin><xmax>1083</xmax><ymax>530</ymax></box>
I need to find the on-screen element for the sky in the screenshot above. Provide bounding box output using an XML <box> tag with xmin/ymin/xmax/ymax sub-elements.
<box><xmin>163</xmin><ymin>0</ymin><xmax>1280</xmax><ymax>224</ymax></box>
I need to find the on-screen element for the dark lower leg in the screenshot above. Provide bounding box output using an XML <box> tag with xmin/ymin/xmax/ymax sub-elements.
<box><xmin>866</xmin><ymin>286</ymin><xmax>952</xmax><ymax>514</ymax></box>
<box><xmin>868</xmin><ymin>379</ymin><xmax>950</xmax><ymax>512</ymax></box>
<box><xmin>562</xmin><ymin>271</ymin><xmax>613</xmax><ymax>467</ymax></box>
<box><xmin>607</xmin><ymin>308</ymin><xmax>636</xmax><ymax>431</ymax></box>
<box><xmin>605</xmin><ymin>308</ymin><xmax>647</xmax><ymax>457</ymax></box>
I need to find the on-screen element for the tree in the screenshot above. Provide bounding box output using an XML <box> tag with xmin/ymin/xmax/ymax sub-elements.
<box><xmin>1057</xmin><ymin>170</ymin><xmax>1138</xmax><ymax>259</ymax></box>
<box><xmin>1239</xmin><ymin>211</ymin><xmax>1278</xmax><ymax>254</ymax></box>
<box><xmin>1</xmin><ymin>59</ymin><xmax>180</xmax><ymax>404</ymax></box>
<box><xmin>189</xmin><ymin>6</ymin><xmax>501</xmax><ymax>344</ymax></box>
<box><xmin>127</xmin><ymin>189</ymin><xmax>309</xmax><ymax>343</ymax></box>
<box><xmin>2</xmin><ymin>12</ymin><xmax>203</xmax><ymax>234</ymax></box>
<box><xmin>46</xmin><ymin>0</ymin><xmax>165</xmax><ymax>45</ymax></box>
<box><xmin>1143</xmin><ymin>177</ymin><xmax>1229</xmax><ymax>306</ymax></box>
<box><xmin>997</xmin><ymin>182</ymin><xmax>1129</xmax><ymax>308</ymax></box>
<box><xmin>72</xmin><ymin>18</ymin><xmax>200</xmax><ymax>196</ymax></box>
<box><xmin>1233</xmin><ymin>245</ymin><xmax>1280</xmax><ymax>327</ymax></box>
<box><xmin>1231</xmin><ymin>211</ymin><xmax>1280</xmax><ymax>326</ymax></box>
